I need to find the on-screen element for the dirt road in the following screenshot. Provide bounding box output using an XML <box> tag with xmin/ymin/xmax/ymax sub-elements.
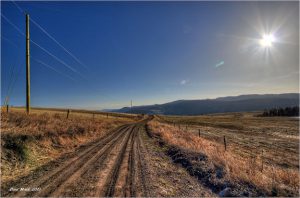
<box><xmin>2</xmin><ymin>117</ymin><xmax>213</xmax><ymax>197</ymax></box>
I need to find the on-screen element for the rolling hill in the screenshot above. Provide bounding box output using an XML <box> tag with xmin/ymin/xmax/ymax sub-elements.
<box><xmin>113</xmin><ymin>93</ymin><xmax>300</xmax><ymax>115</ymax></box>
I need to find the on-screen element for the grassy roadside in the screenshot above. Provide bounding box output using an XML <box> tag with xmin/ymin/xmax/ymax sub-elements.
<box><xmin>1</xmin><ymin>109</ymin><xmax>135</xmax><ymax>184</ymax></box>
<box><xmin>157</xmin><ymin>113</ymin><xmax>299</xmax><ymax>169</ymax></box>
<box><xmin>147</xmin><ymin>119</ymin><xmax>299</xmax><ymax>196</ymax></box>
<box><xmin>139</xmin><ymin>122</ymin><xmax>215</xmax><ymax>197</ymax></box>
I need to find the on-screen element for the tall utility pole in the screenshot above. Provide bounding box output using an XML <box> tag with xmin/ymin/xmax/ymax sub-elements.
<box><xmin>26</xmin><ymin>14</ymin><xmax>30</xmax><ymax>114</ymax></box>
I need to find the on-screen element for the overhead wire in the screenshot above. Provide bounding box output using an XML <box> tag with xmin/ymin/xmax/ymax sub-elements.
<box><xmin>4</xmin><ymin>3</ymin><xmax>122</xmax><ymax>109</ymax></box>
<box><xmin>11</xmin><ymin>0</ymin><xmax>89</xmax><ymax>71</ymax></box>
<box><xmin>6</xmin><ymin>64</ymin><xmax>17</xmax><ymax>98</ymax></box>
<box><xmin>30</xmin><ymin>40</ymin><xmax>86</xmax><ymax>79</ymax></box>
<box><xmin>4</xmin><ymin>65</ymin><xmax>17</xmax><ymax>105</ymax></box>
<box><xmin>1</xmin><ymin>14</ymin><xmax>25</xmax><ymax>36</ymax></box>
<box><xmin>32</xmin><ymin>58</ymin><xmax>76</xmax><ymax>81</ymax></box>
<box><xmin>1</xmin><ymin>13</ymin><xmax>86</xmax><ymax>79</ymax></box>
<box><xmin>1</xmin><ymin>35</ymin><xmax>22</xmax><ymax>105</ymax></box>
<box><xmin>1</xmin><ymin>12</ymin><xmax>79</xmax><ymax>106</ymax></box>
<box><xmin>6</xmin><ymin>63</ymin><xmax>22</xmax><ymax>105</ymax></box>
<box><xmin>5</xmin><ymin>50</ymin><xmax>23</xmax><ymax>106</ymax></box>
<box><xmin>1</xmin><ymin>35</ymin><xmax>19</xmax><ymax>48</ymax></box>
<box><xmin>30</xmin><ymin>18</ymin><xmax>89</xmax><ymax>71</ymax></box>
<box><xmin>11</xmin><ymin>0</ymin><xmax>26</xmax><ymax>15</ymax></box>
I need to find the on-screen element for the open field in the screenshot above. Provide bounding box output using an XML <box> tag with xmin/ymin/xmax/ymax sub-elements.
<box><xmin>150</xmin><ymin>112</ymin><xmax>299</xmax><ymax>196</ymax></box>
<box><xmin>1</xmin><ymin>109</ymin><xmax>213</xmax><ymax>197</ymax></box>
<box><xmin>157</xmin><ymin>112</ymin><xmax>299</xmax><ymax>169</ymax></box>
<box><xmin>1</xmin><ymin>109</ymin><xmax>299</xmax><ymax>196</ymax></box>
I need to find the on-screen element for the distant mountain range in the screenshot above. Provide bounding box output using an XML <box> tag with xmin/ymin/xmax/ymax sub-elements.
<box><xmin>111</xmin><ymin>93</ymin><xmax>300</xmax><ymax>115</ymax></box>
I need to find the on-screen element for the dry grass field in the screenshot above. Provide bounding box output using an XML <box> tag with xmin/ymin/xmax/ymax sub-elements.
<box><xmin>1</xmin><ymin>108</ymin><xmax>299</xmax><ymax>196</ymax></box>
<box><xmin>1</xmin><ymin>107</ymin><xmax>136</xmax><ymax>184</ymax></box>
<box><xmin>1</xmin><ymin>109</ymin><xmax>213</xmax><ymax>197</ymax></box>
<box><xmin>148</xmin><ymin>112</ymin><xmax>299</xmax><ymax>196</ymax></box>
<box><xmin>157</xmin><ymin>112</ymin><xmax>299</xmax><ymax>169</ymax></box>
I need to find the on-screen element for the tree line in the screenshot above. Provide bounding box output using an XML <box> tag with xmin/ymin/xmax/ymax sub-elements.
<box><xmin>261</xmin><ymin>106</ymin><xmax>299</xmax><ymax>117</ymax></box>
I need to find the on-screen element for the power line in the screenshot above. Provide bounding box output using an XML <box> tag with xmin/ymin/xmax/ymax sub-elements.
<box><xmin>5</xmin><ymin>64</ymin><xmax>17</xmax><ymax>105</ymax></box>
<box><xmin>6</xmin><ymin>65</ymin><xmax>21</xmax><ymax>105</ymax></box>
<box><xmin>1</xmin><ymin>35</ymin><xmax>19</xmax><ymax>48</ymax></box>
<box><xmin>2</xmin><ymin>35</ymin><xmax>23</xmax><ymax>105</ymax></box>
<box><xmin>32</xmin><ymin>58</ymin><xmax>76</xmax><ymax>81</ymax></box>
<box><xmin>4</xmin><ymin>7</ymin><xmax>76</xmax><ymax>88</ymax></box>
<box><xmin>11</xmin><ymin>1</ymin><xmax>88</xmax><ymax>71</ymax></box>
<box><xmin>1</xmin><ymin>13</ymin><xmax>23</xmax><ymax>105</ymax></box>
<box><xmin>30</xmin><ymin>18</ymin><xmax>89</xmax><ymax>71</ymax></box>
<box><xmin>30</xmin><ymin>40</ymin><xmax>85</xmax><ymax>79</ymax></box>
<box><xmin>2</xmin><ymin>13</ymin><xmax>86</xmax><ymax>79</ymax></box>
<box><xmin>3</xmin><ymin>8</ymin><xmax>121</xmax><ymax>108</ymax></box>
<box><xmin>11</xmin><ymin>0</ymin><xmax>26</xmax><ymax>14</ymax></box>
<box><xmin>5</xmin><ymin>56</ymin><xmax>23</xmax><ymax>105</ymax></box>
<box><xmin>1</xmin><ymin>14</ymin><xmax>25</xmax><ymax>36</ymax></box>
<box><xmin>6</xmin><ymin>64</ymin><xmax>17</xmax><ymax>96</ymax></box>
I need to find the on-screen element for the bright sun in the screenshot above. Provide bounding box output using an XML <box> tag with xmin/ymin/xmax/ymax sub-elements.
<box><xmin>260</xmin><ymin>34</ymin><xmax>275</xmax><ymax>47</ymax></box>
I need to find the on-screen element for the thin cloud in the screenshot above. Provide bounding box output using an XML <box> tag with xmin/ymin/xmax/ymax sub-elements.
<box><xmin>180</xmin><ymin>80</ymin><xmax>188</xmax><ymax>85</ymax></box>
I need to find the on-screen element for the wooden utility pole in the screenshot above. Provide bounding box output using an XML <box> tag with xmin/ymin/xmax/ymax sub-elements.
<box><xmin>26</xmin><ymin>14</ymin><xmax>30</xmax><ymax>114</ymax></box>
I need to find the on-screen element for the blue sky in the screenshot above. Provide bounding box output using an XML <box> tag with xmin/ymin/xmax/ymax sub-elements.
<box><xmin>1</xmin><ymin>1</ymin><xmax>299</xmax><ymax>109</ymax></box>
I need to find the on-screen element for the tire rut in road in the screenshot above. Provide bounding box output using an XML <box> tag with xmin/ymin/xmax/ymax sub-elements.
<box><xmin>7</xmin><ymin>124</ymin><xmax>129</xmax><ymax>197</ymax></box>
<box><xmin>47</xmin><ymin>125</ymin><xmax>131</xmax><ymax>197</ymax></box>
<box><xmin>135</xmin><ymin>125</ymin><xmax>149</xmax><ymax>197</ymax></box>
<box><xmin>124</xmin><ymin>126</ymin><xmax>137</xmax><ymax>197</ymax></box>
<box><xmin>4</xmin><ymin>121</ymin><xmax>152</xmax><ymax>197</ymax></box>
<box><xmin>100</xmin><ymin>123</ymin><xmax>149</xmax><ymax>197</ymax></box>
<box><xmin>59</xmin><ymin>125</ymin><xmax>135</xmax><ymax>197</ymax></box>
<box><xmin>102</xmin><ymin>125</ymin><xmax>135</xmax><ymax>197</ymax></box>
<box><xmin>124</xmin><ymin>124</ymin><xmax>148</xmax><ymax>197</ymax></box>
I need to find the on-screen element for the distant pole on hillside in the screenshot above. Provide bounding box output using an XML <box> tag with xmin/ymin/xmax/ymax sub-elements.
<box><xmin>4</xmin><ymin>96</ymin><xmax>9</xmax><ymax>106</ymax></box>
<box><xmin>26</xmin><ymin>14</ymin><xmax>31</xmax><ymax>114</ymax></box>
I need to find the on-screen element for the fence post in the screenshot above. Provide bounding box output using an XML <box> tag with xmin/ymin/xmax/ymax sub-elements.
<box><xmin>198</xmin><ymin>129</ymin><xmax>200</xmax><ymax>137</ymax></box>
<box><xmin>261</xmin><ymin>149</ymin><xmax>264</xmax><ymax>172</ymax></box>
<box><xmin>6</xmin><ymin>105</ymin><xmax>9</xmax><ymax>113</ymax></box>
<box><xmin>67</xmin><ymin>109</ymin><xmax>70</xmax><ymax>119</ymax></box>
<box><xmin>223</xmin><ymin>136</ymin><xmax>227</xmax><ymax>151</ymax></box>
